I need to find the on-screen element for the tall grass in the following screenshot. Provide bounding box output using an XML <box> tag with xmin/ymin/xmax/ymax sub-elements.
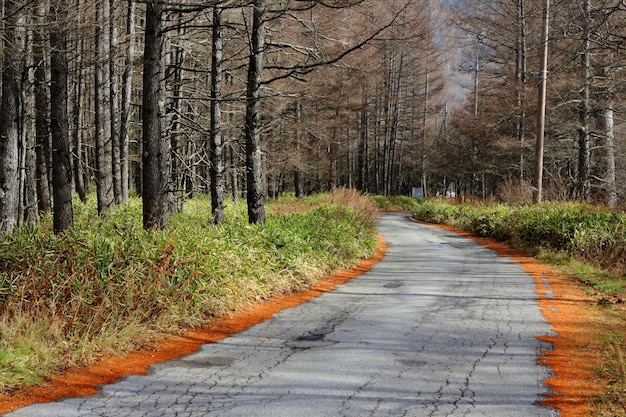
<box><xmin>412</xmin><ymin>199</ymin><xmax>626</xmax><ymax>273</ymax></box>
<box><xmin>0</xmin><ymin>191</ymin><xmax>378</xmax><ymax>392</ymax></box>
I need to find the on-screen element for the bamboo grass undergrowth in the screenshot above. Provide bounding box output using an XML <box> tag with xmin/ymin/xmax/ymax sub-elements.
<box><xmin>0</xmin><ymin>190</ymin><xmax>378</xmax><ymax>393</ymax></box>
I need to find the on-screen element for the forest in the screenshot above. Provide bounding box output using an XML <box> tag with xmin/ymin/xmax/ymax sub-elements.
<box><xmin>0</xmin><ymin>0</ymin><xmax>624</xmax><ymax>234</ymax></box>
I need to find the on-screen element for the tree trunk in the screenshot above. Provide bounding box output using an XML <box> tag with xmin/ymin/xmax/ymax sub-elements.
<box><xmin>95</xmin><ymin>0</ymin><xmax>115</xmax><ymax>214</ymax></box>
<box><xmin>577</xmin><ymin>0</ymin><xmax>591</xmax><ymax>203</ymax></box>
<box><xmin>119</xmin><ymin>0</ymin><xmax>136</xmax><ymax>204</ymax></box>
<box><xmin>0</xmin><ymin>0</ymin><xmax>25</xmax><ymax>234</ymax></box>
<box><xmin>70</xmin><ymin>0</ymin><xmax>87</xmax><ymax>203</ymax></box>
<box><xmin>22</xmin><ymin>17</ymin><xmax>38</xmax><ymax>226</ymax></box>
<box><xmin>50</xmin><ymin>0</ymin><xmax>74</xmax><ymax>234</ymax></box>
<box><xmin>169</xmin><ymin>12</ymin><xmax>187</xmax><ymax>214</ymax></box>
<box><xmin>244</xmin><ymin>0</ymin><xmax>267</xmax><ymax>224</ymax></box>
<box><xmin>142</xmin><ymin>1</ymin><xmax>169</xmax><ymax>229</ymax></box>
<box><xmin>110</xmin><ymin>0</ymin><xmax>122</xmax><ymax>204</ymax></box>
<box><xmin>34</xmin><ymin>0</ymin><xmax>52</xmax><ymax>215</ymax></box>
<box><xmin>532</xmin><ymin>0</ymin><xmax>549</xmax><ymax>204</ymax></box>
<box><xmin>293</xmin><ymin>101</ymin><xmax>305</xmax><ymax>198</ymax></box>
<box><xmin>603</xmin><ymin>106</ymin><xmax>617</xmax><ymax>208</ymax></box>
<box><xmin>516</xmin><ymin>0</ymin><xmax>528</xmax><ymax>180</ymax></box>
<box><xmin>210</xmin><ymin>4</ymin><xmax>226</xmax><ymax>224</ymax></box>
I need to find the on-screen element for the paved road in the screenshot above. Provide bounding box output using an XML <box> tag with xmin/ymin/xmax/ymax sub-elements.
<box><xmin>5</xmin><ymin>212</ymin><xmax>557</xmax><ymax>417</ymax></box>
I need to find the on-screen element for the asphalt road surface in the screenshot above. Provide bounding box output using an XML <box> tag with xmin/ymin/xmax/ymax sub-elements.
<box><xmin>5</xmin><ymin>212</ymin><xmax>557</xmax><ymax>417</ymax></box>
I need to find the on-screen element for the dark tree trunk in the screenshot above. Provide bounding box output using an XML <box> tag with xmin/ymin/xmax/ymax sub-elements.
<box><xmin>516</xmin><ymin>0</ymin><xmax>528</xmax><ymax>180</ymax></box>
<box><xmin>49</xmin><ymin>0</ymin><xmax>74</xmax><ymax>234</ymax></box>
<box><xmin>210</xmin><ymin>4</ymin><xmax>226</xmax><ymax>224</ymax></box>
<box><xmin>142</xmin><ymin>1</ymin><xmax>169</xmax><ymax>229</ymax></box>
<box><xmin>0</xmin><ymin>0</ymin><xmax>25</xmax><ymax>234</ymax></box>
<box><xmin>245</xmin><ymin>0</ymin><xmax>267</xmax><ymax>224</ymax></box>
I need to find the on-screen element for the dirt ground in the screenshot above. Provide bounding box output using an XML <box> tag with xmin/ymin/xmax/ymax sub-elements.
<box><xmin>0</xmin><ymin>228</ymin><xmax>606</xmax><ymax>416</ymax></box>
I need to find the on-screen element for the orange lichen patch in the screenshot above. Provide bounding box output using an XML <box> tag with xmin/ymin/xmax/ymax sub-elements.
<box><xmin>0</xmin><ymin>235</ymin><xmax>388</xmax><ymax>414</ymax></box>
<box><xmin>429</xmin><ymin>222</ymin><xmax>603</xmax><ymax>417</ymax></box>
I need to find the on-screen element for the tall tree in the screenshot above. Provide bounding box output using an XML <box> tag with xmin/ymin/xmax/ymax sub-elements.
<box><xmin>110</xmin><ymin>0</ymin><xmax>122</xmax><ymax>204</ymax></box>
<box><xmin>142</xmin><ymin>0</ymin><xmax>169</xmax><ymax>229</ymax></box>
<box><xmin>21</xmin><ymin>21</ymin><xmax>38</xmax><ymax>226</ymax></box>
<box><xmin>49</xmin><ymin>0</ymin><xmax>74</xmax><ymax>233</ymax></box>
<box><xmin>69</xmin><ymin>0</ymin><xmax>88</xmax><ymax>204</ymax></box>
<box><xmin>577</xmin><ymin>0</ymin><xmax>592</xmax><ymax>202</ymax></box>
<box><xmin>210</xmin><ymin>3</ymin><xmax>226</xmax><ymax>224</ymax></box>
<box><xmin>119</xmin><ymin>0</ymin><xmax>136</xmax><ymax>204</ymax></box>
<box><xmin>34</xmin><ymin>0</ymin><xmax>52</xmax><ymax>215</ymax></box>
<box><xmin>0</xmin><ymin>0</ymin><xmax>26</xmax><ymax>234</ymax></box>
<box><xmin>244</xmin><ymin>0</ymin><xmax>267</xmax><ymax>224</ymax></box>
<box><xmin>95</xmin><ymin>0</ymin><xmax>115</xmax><ymax>214</ymax></box>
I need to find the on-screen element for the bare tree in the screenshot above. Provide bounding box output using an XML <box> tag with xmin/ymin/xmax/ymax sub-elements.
<box><xmin>118</xmin><ymin>0</ymin><xmax>136</xmax><ymax>204</ymax></box>
<box><xmin>210</xmin><ymin>3</ymin><xmax>226</xmax><ymax>224</ymax></box>
<box><xmin>50</xmin><ymin>0</ymin><xmax>74</xmax><ymax>233</ymax></box>
<box><xmin>0</xmin><ymin>0</ymin><xmax>26</xmax><ymax>234</ymax></box>
<box><xmin>142</xmin><ymin>0</ymin><xmax>169</xmax><ymax>229</ymax></box>
<box><xmin>244</xmin><ymin>0</ymin><xmax>267</xmax><ymax>224</ymax></box>
<box><xmin>576</xmin><ymin>0</ymin><xmax>592</xmax><ymax>202</ymax></box>
<box><xmin>95</xmin><ymin>0</ymin><xmax>115</xmax><ymax>214</ymax></box>
<box><xmin>34</xmin><ymin>0</ymin><xmax>53</xmax><ymax>215</ymax></box>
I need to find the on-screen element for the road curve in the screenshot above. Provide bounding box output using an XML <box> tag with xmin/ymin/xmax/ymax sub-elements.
<box><xmin>4</xmin><ymin>212</ymin><xmax>557</xmax><ymax>417</ymax></box>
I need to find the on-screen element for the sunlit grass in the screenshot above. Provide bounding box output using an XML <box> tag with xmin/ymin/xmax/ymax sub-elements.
<box><xmin>0</xmin><ymin>191</ymin><xmax>378</xmax><ymax>393</ymax></box>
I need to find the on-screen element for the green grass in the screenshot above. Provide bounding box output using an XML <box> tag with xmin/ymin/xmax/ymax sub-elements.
<box><xmin>372</xmin><ymin>195</ymin><xmax>426</xmax><ymax>212</ymax></box>
<box><xmin>0</xmin><ymin>190</ymin><xmax>378</xmax><ymax>392</ymax></box>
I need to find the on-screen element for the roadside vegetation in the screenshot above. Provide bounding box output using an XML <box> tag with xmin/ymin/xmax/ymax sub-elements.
<box><xmin>0</xmin><ymin>189</ymin><xmax>378</xmax><ymax>393</ymax></box>
<box><xmin>404</xmin><ymin>197</ymin><xmax>626</xmax><ymax>416</ymax></box>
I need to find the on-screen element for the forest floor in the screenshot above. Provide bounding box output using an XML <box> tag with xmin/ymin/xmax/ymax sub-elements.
<box><xmin>0</xmin><ymin>226</ymin><xmax>610</xmax><ymax>417</ymax></box>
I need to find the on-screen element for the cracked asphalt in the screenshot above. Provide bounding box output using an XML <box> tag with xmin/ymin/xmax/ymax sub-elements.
<box><xmin>4</xmin><ymin>212</ymin><xmax>557</xmax><ymax>417</ymax></box>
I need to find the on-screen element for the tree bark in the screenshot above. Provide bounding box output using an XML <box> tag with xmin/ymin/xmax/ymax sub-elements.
<box><xmin>0</xmin><ymin>0</ymin><xmax>25</xmax><ymax>234</ymax></box>
<box><xmin>95</xmin><ymin>0</ymin><xmax>115</xmax><ymax>214</ymax></box>
<box><xmin>603</xmin><ymin>106</ymin><xmax>617</xmax><ymax>208</ymax></box>
<box><xmin>142</xmin><ymin>1</ymin><xmax>169</xmax><ymax>229</ymax></box>
<box><xmin>110</xmin><ymin>0</ymin><xmax>122</xmax><ymax>204</ymax></box>
<box><xmin>245</xmin><ymin>0</ymin><xmax>267</xmax><ymax>224</ymax></box>
<box><xmin>516</xmin><ymin>0</ymin><xmax>528</xmax><ymax>180</ymax></box>
<box><xmin>21</xmin><ymin>18</ymin><xmax>38</xmax><ymax>226</ymax></box>
<box><xmin>577</xmin><ymin>0</ymin><xmax>592</xmax><ymax>203</ymax></box>
<box><xmin>169</xmin><ymin>12</ymin><xmax>187</xmax><ymax>214</ymax></box>
<box><xmin>34</xmin><ymin>0</ymin><xmax>52</xmax><ymax>215</ymax></box>
<box><xmin>119</xmin><ymin>0</ymin><xmax>136</xmax><ymax>204</ymax></box>
<box><xmin>50</xmin><ymin>0</ymin><xmax>74</xmax><ymax>234</ymax></box>
<box><xmin>532</xmin><ymin>0</ymin><xmax>549</xmax><ymax>204</ymax></box>
<box><xmin>210</xmin><ymin>4</ymin><xmax>226</xmax><ymax>224</ymax></box>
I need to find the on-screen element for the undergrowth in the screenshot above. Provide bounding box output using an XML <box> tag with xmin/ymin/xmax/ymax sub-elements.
<box><xmin>0</xmin><ymin>190</ymin><xmax>378</xmax><ymax>393</ymax></box>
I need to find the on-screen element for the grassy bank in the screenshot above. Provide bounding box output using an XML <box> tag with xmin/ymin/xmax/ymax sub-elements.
<box><xmin>0</xmin><ymin>189</ymin><xmax>378</xmax><ymax>393</ymax></box>
<box><xmin>407</xmin><ymin>198</ymin><xmax>626</xmax><ymax>416</ymax></box>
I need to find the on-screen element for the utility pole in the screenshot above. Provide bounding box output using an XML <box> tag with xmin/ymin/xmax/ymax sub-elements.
<box><xmin>459</xmin><ymin>56</ymin><xmax>483</xmax><ymax>117</ymax></box>
<box><xmin>532</xmin><ymin>0</ymin><xmax>550</xmax><ymax>204</ymax></box>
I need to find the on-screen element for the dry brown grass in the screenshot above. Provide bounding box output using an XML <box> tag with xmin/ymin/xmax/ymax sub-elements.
<box><xmin>329</xmin><ymin>187</ymin><xmax>378</xmax><ymax>228</ymax></box>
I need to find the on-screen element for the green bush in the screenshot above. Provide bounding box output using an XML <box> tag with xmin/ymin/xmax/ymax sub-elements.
<box><xmin>412</xmin><ymin>200</ymin><xmax>626</xmax><ymax>272</ymax></box>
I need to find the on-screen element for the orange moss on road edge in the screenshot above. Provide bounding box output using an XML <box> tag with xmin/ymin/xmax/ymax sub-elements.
<box><xmin>0</xmin><ymin>235</ymin><xmax>388</xmax><ymax>415</ymax></box>
<box><xmin>0</xmin><ymin>223</ymin><xmax>604</xmax><ymax>416</ymax></box>
<box><xmin>428</xmin><ymin>222</ymin><xmax>603</xmax><ymax>417</ymax></box>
